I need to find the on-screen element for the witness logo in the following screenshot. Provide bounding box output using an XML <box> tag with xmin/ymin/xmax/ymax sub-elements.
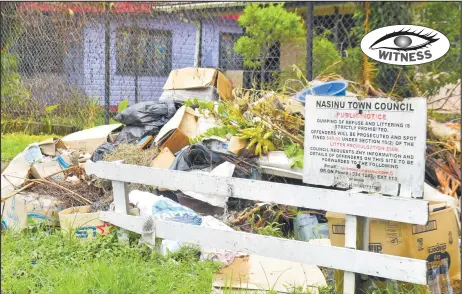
<box><xmin>361</xmin><ymin>25</ymin><xmax>450</xmax><ymax>65</ymax></box>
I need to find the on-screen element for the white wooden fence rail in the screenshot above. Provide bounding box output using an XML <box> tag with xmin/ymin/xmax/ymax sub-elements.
<box><xmin>85</xmin><ymin>161</ymin><xmax>429</xmax><ymax>293</ymax></box>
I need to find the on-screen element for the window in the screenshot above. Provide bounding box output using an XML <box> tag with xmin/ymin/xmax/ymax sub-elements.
<box><xmin>116</xmin><ymin>28</ymin><xmax>172</xmax><ymax>76</ymax></box>
<box><xmin>219</xmin><ymin>32</ymin><xmax>243</xmax><ymax>70</ymax></box>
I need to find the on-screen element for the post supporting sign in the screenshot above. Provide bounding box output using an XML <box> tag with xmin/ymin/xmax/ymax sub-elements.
<box><xmin>303</xmin><ymin>96</ymin><xmax>427</xmax><ymax>198</ymax></box>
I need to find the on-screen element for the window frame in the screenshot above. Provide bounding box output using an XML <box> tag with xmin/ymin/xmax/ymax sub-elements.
<box><xmin>115</xmin><ymin>27</ymin><xmax>172</xmax><ymax>77</ymax></box>
<box><xmin>218</xmin><ymin>32</ymin><xmax>244</xmax><ymax>71</ymax></box>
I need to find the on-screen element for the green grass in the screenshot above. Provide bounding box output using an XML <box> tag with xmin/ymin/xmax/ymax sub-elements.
<box><xmin>1</xmin><ymin>228</ymin><xmax>220</xmax><ymax>294</ymax></box>
<box><xmin>1</xmin><ymin>133</ymin><xmax>57</xmax><ymax>162</ymax></box>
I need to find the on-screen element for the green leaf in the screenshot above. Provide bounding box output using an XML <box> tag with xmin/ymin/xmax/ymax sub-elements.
<box><xmin>117</xmin><ymin>99</ymin><xmax>129</xmax><ymax>113</ymax></box>
<box><xmin>45</xmin><ymin>104</ymin><xmax>59</xmax><ymax>113</ymax></box>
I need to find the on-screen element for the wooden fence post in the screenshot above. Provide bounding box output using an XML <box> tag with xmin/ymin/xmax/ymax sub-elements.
<box><xmin>112</xmin><ymin>180</ymin><xmax>129</xmax><ymax>244</ymax></box>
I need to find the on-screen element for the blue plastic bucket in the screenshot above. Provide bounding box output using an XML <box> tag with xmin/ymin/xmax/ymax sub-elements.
<box><xmin>296</xmin><ymin>80</ymin><xmax>348</xmax><ymax>105</ymax></box>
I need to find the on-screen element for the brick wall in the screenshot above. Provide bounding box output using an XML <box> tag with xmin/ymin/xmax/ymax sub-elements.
<box><xmin>83</xmin><ymin>16</ymin><xmax>197</xmax><ymax>106</ymax></box>
<box><xmin>201</xmin><ymin>17</ymin><xmax>243</xmax><ymax>68</ymax></box>
<box><xmin>82</xmin><ymin>15</ymin><xmax>244</xmax><ymax>107</ymax></box>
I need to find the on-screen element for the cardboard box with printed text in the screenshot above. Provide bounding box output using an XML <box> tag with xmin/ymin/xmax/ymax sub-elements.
<box><xmin>1</xmin><ymin>193</ymin><xmax>63</xmax><ymax>230</ymax></box>
<box><xmin>327</xmin><ymin>204</ymin><xmax>460</xmax><ymax>294</ymax></box>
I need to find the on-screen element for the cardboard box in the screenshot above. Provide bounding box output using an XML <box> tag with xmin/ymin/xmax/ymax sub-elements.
<box><xmin>223</xmin><ymin>70</ymin><xmax>244</xmax><ymax>89</ymax></box>
<box><xmin>38</xmin><ymin>138</ymin><xmax>67</xmax><ymax>156</ymax></box>
<box><xmin>159</xmin><ymin>88</ymin><xmax>219</xmax><ymax>103</ymax></box>
<box><xmin>30</xmin><ymin>160</ymin><xmax>64</xmax><ymax>180</ymax></box>
<box><xmin>59</xmin><ymin>206</ymin><xmax>111</xmax><ymax>239</ymax></box>
<box><xmin>163</xmin><ymin>67</ymin><xmax>233</xmax><ymax>101</ymax></box>
<box><xmin>327</xmin><ymin>205</ymin><xmax>461</xmax><ymax>294</ymax></box>
<box><xmin>154</xmin><ymin>106</ymin><xmax>198</xmax><ymax>154</ymax></box>
<box><xmin>62</xmin><ymin>124</ymin><xmax>122</xmax><ymax>154</ymax></box>
<box><xmin>59</xmin><ymin>205</ymin><xmax>139</xmax><ymax>239</ymax></box>
<box><xmin>1</xmin><ymin>193</ymin><xmax>63</xmax><ymax>230</ymax></box>
<box><xmin>228</xmin><ymin>136</ymin><xmax>247</xmax><ymax>155</ymax></box>
<box><xmin>151</xmin><ymin>147</ymin><xmax>175</xmax><ymax>169</ymax></box>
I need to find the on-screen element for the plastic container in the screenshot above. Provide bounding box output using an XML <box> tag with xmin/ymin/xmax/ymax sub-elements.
<box><xmin>293</xmin><ymin>214</ymin><xmax>329</xmax><ymax>241</ymax></box>
<box><xmin>296</xmin><ymin>80</ymin><xmax>348</xmax><ymax>105</ymax></box>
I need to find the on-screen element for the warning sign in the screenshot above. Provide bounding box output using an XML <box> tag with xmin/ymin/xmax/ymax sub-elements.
<box><xmin>303</xmin><ymin>96</ymin><xmax>427</xmax><ymax>198</ymax></box>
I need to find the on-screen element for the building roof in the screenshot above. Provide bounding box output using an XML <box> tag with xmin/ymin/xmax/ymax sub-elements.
<box><xmin>18</xmin><ymin>2</ymin><xmax>163</xmax><ymax>14</ymax></box>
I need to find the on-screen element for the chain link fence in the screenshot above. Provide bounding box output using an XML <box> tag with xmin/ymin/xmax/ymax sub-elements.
<box><xmin>1</xmin><ymin>2</ymin><xmax>461</xmax><ymax>132</ymax></box>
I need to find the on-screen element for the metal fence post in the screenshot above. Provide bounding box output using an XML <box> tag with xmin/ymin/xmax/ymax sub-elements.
<box><xmin>104</xmin><ymin>2</ymin><xmax>111</xmax><ymax>124</ymax></box>
<box><xmin>306</xmin><ymin>2</ymin><xmax>314</xmax><ymax>81</ymax></box>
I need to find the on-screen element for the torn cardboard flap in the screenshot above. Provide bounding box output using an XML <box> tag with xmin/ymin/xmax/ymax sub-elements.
<box><xmin>62</xmin><ymin>124</ymin><xmax>122</xmax><ymax>154</ymax></box>
<box><xmin>163</xmin><ymin>67</ymin><xmax>233</xmax><ymax>100</ymax></box>
<box><xmin>1</xmin><ymin>151</ymin><xmax>31</xmax><ymax>198</ymax></box>
<box><xmin>38</xmin><ymin>138</ymin><xmax>67</xmax><ymax>156</ymax></box>
<box><xmin>154</xmin><ymin>106</ymin><xmax>198</xmax><ymax>154</ymax></box>
<box><xmin>223</xmin><ymin>70</ymin><xmax>244</xmax><ymax>89</ymax></box>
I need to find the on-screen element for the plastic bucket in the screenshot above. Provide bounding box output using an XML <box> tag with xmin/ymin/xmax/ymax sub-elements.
<box><xmin>296</xmin><ymin>80</ymin><xmax>348</xmax><ymax>105</ymax></box>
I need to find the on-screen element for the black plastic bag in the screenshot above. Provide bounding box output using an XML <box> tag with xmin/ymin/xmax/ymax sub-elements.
<box><xmin>170</xmin><ymin>144</ymin><xmax>224</xmax><ymax>171</ymax></box>
<box><xmin>91</xmin><ymin>142</ymin><xmax>116</xmax><ymax>162</ymax></box>
<box><xmin>113</xmin><ymin>125</ymin><xmax>160</xmax><ymax>146</ymax></box>
<box><xmin>114</xmin><ymin>101</ymin><xmax>176</xmax><ymax>127</ymax></box>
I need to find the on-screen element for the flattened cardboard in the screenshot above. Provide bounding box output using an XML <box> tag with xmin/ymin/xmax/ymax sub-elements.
<box><xmin>154</xmin><ymin>106</ymin><xmax>198</xmax><ymax>154</ymax></box>
<box><xmin>30</xmin><ymin>160</ymin><xmax>64</xmax><ymax>180</ymax></box>
<box><xmin>150</xmin><ymin>147</ymin><xmax>175</xmax><ymax>169</ymax></box>
<box><xmin>327</xmin><ymin>205</ymin><xmax>461</xmax><ymax>294</ymax></box>
<box><xmin>1</xmin><ymin>151</ymin><xmax>30</xmax><ymax>198</ymax></box>
<box><xmin>213</xmin><ymin>255</ymin><xmax>326</xmax><ymax>293</ymax></box>
<box><xmin>163</xmin><ymin>67</ymin><xmax>233</xmax><ymax>100</ymax></box>
<box><xmin>2</xmin><ymin>193</ymin><xmax>63</xmax><ymax>230</ymax></box>
<box><xmin>61</xmin><ymin>124</ymin><xmax>122</xmax><ymax>154</ymax></box>
<box><xmin>38</xmin><ymin>138</ymin><xmax>66</xmax><ymax>156</ymax></box>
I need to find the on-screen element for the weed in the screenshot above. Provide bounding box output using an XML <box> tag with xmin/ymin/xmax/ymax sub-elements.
<box><xmin>1</xmin><ymin>228</ymin><xmax>219</xmax><ymax>293</ymax></box>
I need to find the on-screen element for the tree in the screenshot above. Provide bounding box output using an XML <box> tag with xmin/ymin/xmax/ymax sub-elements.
<box><xmin>415</xmin><ymin>2</ymin><xmax>461</xmax><ymax>98</ymax></box>
<box><xmin>234</xmin><ymin>4</ymin><xmax>305</xmax><ymax>89</ymax></box>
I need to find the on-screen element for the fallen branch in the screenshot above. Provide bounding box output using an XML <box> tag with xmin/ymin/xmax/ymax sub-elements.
<box><xmin>1</xmin><ymin>166</ymin><xmax>79</xmax><ymax>203</ymax></box>
<box><xmin>0</xmin><ymin>182</ymin><xmax>36</xmax><ymax>203</ymax></box>
<box><xmin>231</xmin><ymin>205</ymin><xmax>264</xmax><ymax>225</ymax></box>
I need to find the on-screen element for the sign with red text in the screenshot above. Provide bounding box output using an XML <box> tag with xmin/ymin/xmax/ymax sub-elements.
<box><xmin>303</xmin><ymin>96</ymin><xmax>427</xmax><ymax>198</ymax></box>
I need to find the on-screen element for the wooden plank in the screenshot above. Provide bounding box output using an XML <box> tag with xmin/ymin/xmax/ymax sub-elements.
<box><xmin>85</xmin><ymin>161</ymin><xmax>429</xmax><ymax>224</ymax></box>
<box><xmin>153</xmin><ymin>219</ymin><xmax>427</xmax><ymax>285</ymax></box>
<box><xmin>111</xmin><ymin>180</ymin><xmax>130</xmax><ymax>244</ymax></box>
<box><xmin>344</xmin><ymin>215</ymin><xmax>357</xmax><ymax>294</ymax></box>
<box><xmin>112</xmin><ymin>180</ymin><xmax>129</xmax><ymax>214</ymax></box>
<box><xmin>99</xmin><ymin>212</ymin><xmax>153</xmax><ymax>235</ymax></box>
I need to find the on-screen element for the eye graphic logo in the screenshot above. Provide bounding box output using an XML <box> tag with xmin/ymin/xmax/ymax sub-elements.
<box><xmin>361</xmin><ymin>25</ymin><xmax>450</xmax><ymax>66</ymax></box>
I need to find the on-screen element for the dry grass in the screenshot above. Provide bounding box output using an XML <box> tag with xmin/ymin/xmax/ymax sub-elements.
<box><xmin>102</xmin><ymin>143</ymin><xmax>161</xmax><ymax>194</ymax></box>
<box><xmin>103</xmin><ymin>144</ymin><xmax>159</xmax><ymax>166</ymax></box>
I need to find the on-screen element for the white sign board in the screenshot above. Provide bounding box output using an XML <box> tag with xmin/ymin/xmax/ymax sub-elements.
<box><xmin>303</xmin><ymin>96</ymin><xmax>427</xmax><ymax>198</ymax></box>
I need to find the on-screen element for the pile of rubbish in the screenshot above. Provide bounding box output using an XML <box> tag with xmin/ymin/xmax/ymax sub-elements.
<box><xmin>1</xmin><ymin>67</ymin><xmax>460</xmax><ymax>292</ymax></box>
